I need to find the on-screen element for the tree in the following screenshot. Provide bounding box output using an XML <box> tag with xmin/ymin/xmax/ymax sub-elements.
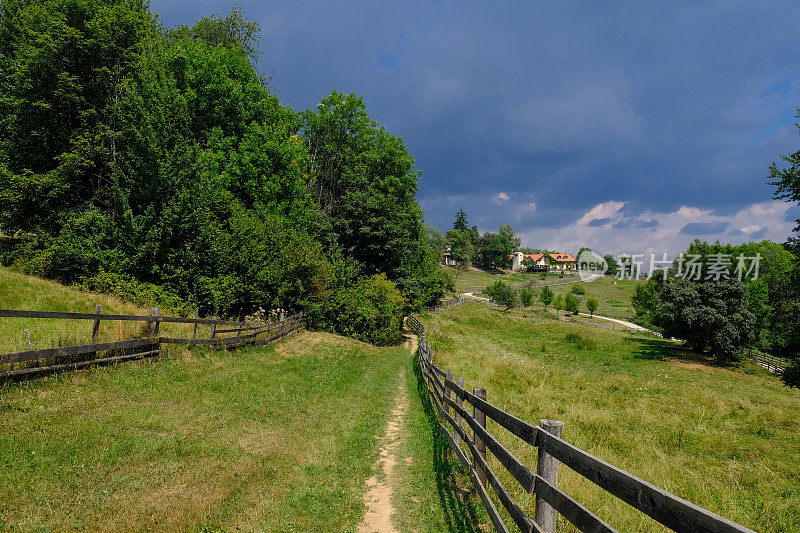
<box><xmin>540</xmin><ymin>286</ymin><xmax>554</xmax><ymax>308</ymax></box>
<box><xmin>653</xmin><ymin>279</ymin><xmax>755</xmax><ymax>363</ymax></box>
<box><xmin>476</xmin><ymin>223</ymin><xmax>520</xmax><ymax>269</ymax></box>
<box><xmin>565</xmin><ymin>293</ymin><xmax>580</xmax><ymax>315</ymax></box>
<box><xmin>520</xmin><ymin>288</ymin><xmax>533</xmax><ymax>307</ymax></box>
<box><xmin>586</xmin><ymin>297</ymin><xmax>598</xmax><ymax>317</ymax></box>
<box><xmin>769</xmin><ymin>108</ymin><xmax>800</xmax><ymax>233</ymax></box>
<box><xmin>453</xmin><ymin>209</ymin><xmax>469</xmax><ymax>231</ymax></box>
<box><xmin>488</xmin><ymin>280</ymin><xmax>518</xmax><ymax>309</ymax></box>
<box><xmin>604</xmin><ymin>254</ymin><xmax>620</xmax><ymax>277</ymax></box>
<box><xmin>553</xmin><ymin>294</ymin><xmax>565</xmax><ymax>315</ymax></box>
<box><xmin>445</xmin><ymin>228</ymin><xmax>475</xmax><ymax>269</ymax></box>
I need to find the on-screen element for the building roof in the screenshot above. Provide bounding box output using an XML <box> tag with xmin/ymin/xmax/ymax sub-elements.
<box><xmin>549</xmin><ymin>253</ymin><xmax>575</xmax><ymax>262</ymax></box>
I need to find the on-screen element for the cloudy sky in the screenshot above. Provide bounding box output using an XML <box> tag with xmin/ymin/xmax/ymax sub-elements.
<box><xmin>152</xmin><ymin>1</ymin><xmax>800</xmax><ymax>256</ymax></box>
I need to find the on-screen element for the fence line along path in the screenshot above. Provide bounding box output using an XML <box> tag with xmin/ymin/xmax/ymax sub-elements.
<box><xmin>0</xmin><ymin>307</ymin><xmax>305</xmax><ymax>379</ymax></box>
<box><xmin>408</xmin><ymin>305</ymin><xmax>755</xmax><ymax>533</ymax></box>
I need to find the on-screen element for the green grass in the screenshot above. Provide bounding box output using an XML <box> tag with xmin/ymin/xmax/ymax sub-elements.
<box><xmin>420</xmin><ymin>303</ymin><xmax>800</xmax><ymax>532</ymax></box>
<box><xmin>443</xmin><ymin>266</ymin><xmax>574</xmax><ymax>294</ymax></box>
<box><xmin>0</xmin><ymin>267</ymin><xmax>195</xmax><ymax>356</ymax></box>
<box><xmin>543</xmin><ymin>276</ymin><xmax>641</xmax><ymax>320</ymax></box>
<box><xmin>0</xmin><ymin>331</ymin><xmax>440</xmax><ymax>531</ymax></box>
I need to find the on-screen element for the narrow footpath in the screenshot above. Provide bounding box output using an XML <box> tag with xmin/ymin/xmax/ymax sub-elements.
<box><xmin>357</xmin><ymin>330</ymin><xmax>417</xmax><ymax>533</ymax></box>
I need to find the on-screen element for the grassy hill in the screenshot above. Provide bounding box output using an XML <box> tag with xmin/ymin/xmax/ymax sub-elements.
<box><xmin>0</xmin><ymin>267</ymin><xmax>482</xmax><ymax>531</ymax></box>
<box><xmin>420</xmin><ymin>303</ymin><xmax>800</xmax><ymax>532</ymax></box>
<box><xmin>443</xmin><ymin>265</ymin><xmax>577</xmax><ymax>294</ymax></box>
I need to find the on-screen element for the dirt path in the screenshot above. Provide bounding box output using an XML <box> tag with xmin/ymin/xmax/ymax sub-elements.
<box><xmin>357</xmin><ymin>331</ymin><xmax>417</xmax><ymax>533</ymax></box>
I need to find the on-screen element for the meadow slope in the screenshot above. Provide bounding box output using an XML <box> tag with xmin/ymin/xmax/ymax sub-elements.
<box><xmin>421</xmin><ymin>303</ymin><xmax>800</xmax><ymax>532</ymax></box>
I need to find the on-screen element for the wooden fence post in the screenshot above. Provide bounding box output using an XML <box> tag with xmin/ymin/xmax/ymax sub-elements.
<box><xmin>535</xmin><ymin>419</ymin><xmax>564</xmax><ymax>533</ymax></box>
<box><xmin>150</xmin><ymin>308</ymin><xmax>160</xmax><ymax>337</ymax></box>
<box><xmin>473</xmin><ymin>387</ymin><xmax>487</xmax><ymax>487</ymax></box>
<box><xmin>24</xmin><ymin>329</ymin><xmax>32</xmax><ymax>350</ymax></box>
<box><xmin>92</xmin><ymin>304</ymin><xmax>102</xmax><ymax>343</ymax></box>
<box><xmin>210</xmin><ymin>316</ymin><xmax>218</xmax><ymax>340</ymax></box>
<box><xmin>444</xmin><ymin>371</ymin><xmax>453</xmax><ymax>419</ymax></box>
<box><xmin>191</xmin><ymin>308</ymin><xmax>199</xmax><ymax>341</ymax></box>
<box><xmin>454</xmin><ymin>376</ymin><xmax>464</xmax><ymax>446</ymax></box>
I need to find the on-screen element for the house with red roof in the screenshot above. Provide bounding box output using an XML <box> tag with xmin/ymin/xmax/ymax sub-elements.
<box><xmin>509</xmin><ymin>252</ymin><xmax>576</xmax><ymax>271</ymax></box>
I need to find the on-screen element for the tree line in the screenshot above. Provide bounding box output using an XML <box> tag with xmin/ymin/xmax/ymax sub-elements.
<box><xmin>0</xmin><ymin>2</ymin><xmax>449</xmax><ymax>344</ymax></box>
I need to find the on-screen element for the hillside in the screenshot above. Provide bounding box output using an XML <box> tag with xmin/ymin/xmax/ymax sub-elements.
<box><xmin>0</xmin><ymin>268</ymin><xmax>480</xmax><ymax>531</ymax></box>
<box><xmin>421</xmin><ymin>303</ymin><xmax>800</xmax><ymax>532</ymax></box>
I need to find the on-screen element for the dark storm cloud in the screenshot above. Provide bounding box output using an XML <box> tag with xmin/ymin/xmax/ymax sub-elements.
<box><xmin>151</xmin><ymin>1</ymin><xmax>800</xmax><ymax>250</ymax></box>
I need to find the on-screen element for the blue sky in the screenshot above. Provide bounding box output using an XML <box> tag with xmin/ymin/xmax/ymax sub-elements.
<box><xmin>151</xmin><ymin>1</ymin><xmax>800</xmax><ymax>256</ymax></box>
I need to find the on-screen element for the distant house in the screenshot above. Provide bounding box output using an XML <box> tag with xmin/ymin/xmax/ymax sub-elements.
<box><xmin>547</xmin><ymin>253</ymin><xmax>576</xmax><ymax>270</ymax></box>
<box><xmin>508</xmin><ymin>252</ymin><xmax>548</xmax><ymax>271</ymax></box>
<box><xmin>508</xmin><ymin>252</ymin><xmax>575</xmax><ymax>271</ymax></box>
<box><xmin>442</xmin><ymin>245</ymin><xmax>458</xmax><ymax>266</ymax></box>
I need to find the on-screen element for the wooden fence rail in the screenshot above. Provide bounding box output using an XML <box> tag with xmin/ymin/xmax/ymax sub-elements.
<box><xmin>407</xmin><ymin>313</ymin><xmax>755</xmax><ymax>533</ymax></box>
<box><xmin>0</xmin><ymin>307</ymin><xmax>305</xmax><ymax>379</ymax></box>
<box><xmin>746</xmin><ymin>351</ymin><xmax>788</xmax><ymax>375</ymax></box>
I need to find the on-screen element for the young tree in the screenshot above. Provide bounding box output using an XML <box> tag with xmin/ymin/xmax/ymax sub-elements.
<box><xmin>553</xmin><ymin>294</ymin><xmax>565</xmax><ymax>315</ymax></box>
<box><xmin>565</xmin><ymin>293</ymin><xmax>580</xmax><ymax>315</ymax></box>
<box><xmin>520</xmin><ymin>288</ymin><xmax>533</xmax><ymax>308</ymax></box>
<box><xmin>586</xmin><ymin>297</ymin><xmax>598</xmax><ymax>317</ymax></box>
<box><xmin>540</xmin><ymin>286</ymin><xmax>554</xmax><ymax>308</ymax></box>
<box><xmin>489</xmin><ymin>280</ymin><xmax>518</xmax><ymax>310</ymax></box>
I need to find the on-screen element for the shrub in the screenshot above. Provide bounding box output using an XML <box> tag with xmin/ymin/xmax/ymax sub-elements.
<box><xmin>565</xmin><ymin>332</ymin><xmax>596</xmax><ymax>350</ymax></box>
<box><xmin>552</xmin><ymin>295</ymin><xmax>565</xmax><ymax>315</ymax></box>
<box><xmin>540</xmin><ymin>286</ymin><xmax>554</xmax><ymax>308</ymax></box>
<box><xmin>308</xmin><ymin>273</ymin><xmax>404</xmax><ymax>346</ymax></box>
<box><xmin>586</xmin><ymin>297</ymin><xmax>598</xmax><ymax>317</ymax></box>
<box><xmin>79</xmin><ymin>270</ymin><xmax>195</xmax><ymax>317</ymax></box>
<box><xmin>571</xmin><ymin>284</ymin><xmax>586</xmax><ymax>295</ymax></box>
<box><xmin>520</xmin><ymin>288</ymin><xmax>533</xmax><ymax>308</ymax></box>
<box><xmin>782</xmin><ymin>360</ymin><xmax>800</xmax><ymax>389</ymax></box>
<box><xmin>488</xmin><ymin>280</ymin><xmax>519</xmax><ymax>309</ymax></box>
<box><xmin>565</xmin><ymin>293</ymin><xmax>580</xmax><ymax>315</ymax></box>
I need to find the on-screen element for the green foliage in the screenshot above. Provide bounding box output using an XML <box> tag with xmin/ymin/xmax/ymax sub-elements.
<box><xmin>487</xmin><ymin>280</ymin><xmax>518</xmax><ymax>309</ymax></box>
<box><xmin>781</xmin><ymin>360</ymin><xmax>800</xmax><ymax>389</ymax></box>
<box><xmin>653</xmin><ymin>279</ymin><xmax>755</xmax><ymax>363</ymax></box>
<box><xmin>604</xmin><ymin>254</ymin><xmax>620</xmax><ymax>276</ymax></box>
<box><xmin>571</xmin><ymin>284</ymin><xmax>586</xmax><ymax>295</ymax></box>
<box><xmin>564</xmin><ymin>292</ymin><xmax>580</xmax><ymax>315</ymax></box>
<box><xmin>453</xmin><ymin>209</ymin><xmax>469</xmax><ymax>231</ymax></box>
<box><xmin>586</xmin><ymin>297</ymin><xmax>598</xmax><ymax>317</ymax></box>
<box><xmin>552</xmin><ymin>294</ymin><xmax>565</xmax><ymax>314</ymax></box>
<box><xmin>540</xmin><ymin>286</ymin><xmax>554</xmax><ymax>308</ymax></box>
<box><xmin>445</xmin><ymin>228</ymin><xmax>475</xmax><ymax>269</ymax></box>
<box><xmin>520</xmin><ymin>288</ymin><xmax>533</xmax><ymax>308</ymax></box>
<box><xmin>476</xmin><ymin>223</ymin><xmax>520</xmax><ymax>269</ymax></box>
<box><xmin>565</xmin><ymin>332</ymin><xmax>596</xmax><ymax>350</ymax></box>
<box><xmin>308</xmin><ymin>273</ymin><xmax>404</xmax><ymax>346</ymax></box>
<box><xmin>79</xmin><ymin>270</ymin><xmax>195</xmax><ymax>317</ymax></box>
<box><xmin>0</xmin><ymin>3</ymin><xmax>447</xmax><ymax>343</ymax></box>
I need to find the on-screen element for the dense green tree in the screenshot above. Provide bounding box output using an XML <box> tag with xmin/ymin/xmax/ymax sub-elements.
<box><xmin>476</xmin><ymin>223</ymin><xmax>520</xmax><ymax>269</ymax></box>
<box><xmin>604</xmin><ymin>254</ymin><xmax>620</xmax><ymax>276</ymax></box>
<box><xmin>540</xmin><ymin>286</ymin><xmax>554</xmax><ymax>308</ymax></box>
<box><xmin>520</xmin><ymin>288</ymin><xmax>533</xmax><ymax>307</ymax></box>
<box><xmin>488</xmin><ymin>280</ymin><xmax>518</xmax><ymax>309</ymax></box>
<box><xmin>586</xmin><ymin>297</ymin><xmax>598</xmax><ymax>317</ymax></box>
<box><xmin>565</xmin><ymin>292</ymin><xmax>580</xmax><ymax>315</ymax></box>
<box><xmin>453</xmin><ymin>209</ymin><xmax>469</xmax><ymax>231</ymax></box>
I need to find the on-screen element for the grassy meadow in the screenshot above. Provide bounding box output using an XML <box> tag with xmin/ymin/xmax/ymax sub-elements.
<box><xmin>420</xmin><ymin>303</ymin><xmax>800</xmax><ymax>532</ymax></box>
<box><xmin>0</xmin><ymin>267</ymin><xmax>196</xmax><ymax>356</ymax></box>
<box><xmin>0</xmin><ymin>328</ymin><xmax>486</xmax><ymax>532</ymax></box>
<box><xmin>545</xmin><ymin>276</ymin><xmax>642</xmax><ymax>320</ymax></box>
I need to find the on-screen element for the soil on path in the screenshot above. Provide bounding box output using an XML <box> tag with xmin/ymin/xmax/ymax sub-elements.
<box><xmin>357</xmin><ymin>331</ymin><xmax>417</xmax><ymax>533</ymax></box>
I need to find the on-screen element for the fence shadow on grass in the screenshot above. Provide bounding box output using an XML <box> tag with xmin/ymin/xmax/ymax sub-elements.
<box><xmin>412</xmin><ymin>353</ymin><xmax>482</xmax><ymax>533</ymax></box>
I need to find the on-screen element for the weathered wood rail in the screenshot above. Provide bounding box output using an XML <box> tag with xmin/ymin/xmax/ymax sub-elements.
<box><xmin>0</xmin><ymin>307</ymin><xmax>305</xmax><ymax>379</ymax></box>
<box><xmin>425</xmin><ymin>295</ymin><xmax>464</xmax><ymax>312</ymax></box>
<box><xmin>407</xmin><ymin>314</ymin><xmax>755</xmax><ymax>533</ymax></box>
<box><xmin>746</xmin><ymin>351</ymin><xmax>788</xmax><ymax>375</ymax></box>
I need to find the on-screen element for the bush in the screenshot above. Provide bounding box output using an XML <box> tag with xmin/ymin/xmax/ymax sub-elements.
<box><xmin>520</xmin><ymin>288</ymin><xmax>533</xmax><ymax>307</ymax></box>
<box><xmin>79</xmin><ymin>270</ymin><xmax>195</xmax><ymax>317</ymax></box>
<box><xmin>586</xmin><ymin>297</ymin><xmax>598</xmax><ymax>317</ymax></box>
<box><xmin>571</xmin><ymin>284</ymin><xmax>586</xmax><ymax>295</ymax></box>
<box><xmin>565</xmin><ymin>293</ymin><xmax>580</xmax><ymax>315</ymax></box>
<box><xmin>488</xmin><ymin>280</ymin><xmax>519</xmax><ymax>309</ymax></box>
<box><xmin>540</xmin><ymin>286</ymin><xmax>554</xmax><ymax>308</ymax></box>
<box><xmin>782</xmin><ymin>360</ymin><xmax>800</xmax><ymax>389</ymax></box>
<box><xmin>565</xmin><ymin>332</ymin><xmax>596</xmax><ymax>350</ymax></box>
<box><xmin>308</xmin><ymin>273</ymin><xmax>404</xmax><ymax>346</ymax></box>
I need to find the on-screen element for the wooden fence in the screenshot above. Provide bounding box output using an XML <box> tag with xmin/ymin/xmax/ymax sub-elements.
<box><xmin>426</xmin><ymin>296</ymin><xmax>465</xmax><ymax>312</ymax></box>
<box><xmin>746</xmin><ymin>351</ymin><xmax>788</xmax><ymax>375</ymax></box>
<box><xmin>407</xmin><ymin>314</ymin><xmax>755</xmax><ymax>533</ymax></box>
<box><xmin>0</xmin><ymin>307</ymin><xmax>305</xmax><ymax>380</ymax></box>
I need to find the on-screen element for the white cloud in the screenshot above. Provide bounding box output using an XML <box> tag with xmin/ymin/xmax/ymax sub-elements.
<box><xmin>578</xmin><ymin>201</ymin><xmax>626</xmax><ymax>225</ymax></box>
<box><xmin>493</xmin><ymin>191</ymin><xmax>510</xmax><ymax>205</ymax></box>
